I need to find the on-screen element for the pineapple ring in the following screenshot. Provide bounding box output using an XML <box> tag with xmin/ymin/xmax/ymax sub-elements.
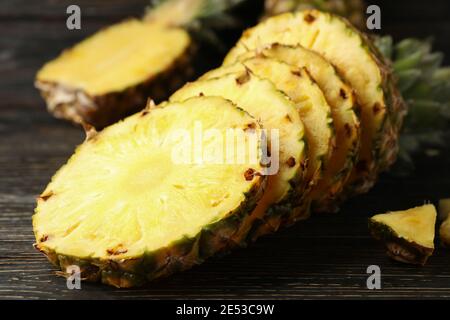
<box><xmin>33</xmin><ymin>96</ymin><xmax>266</xmax><ymax>286</ymax></box>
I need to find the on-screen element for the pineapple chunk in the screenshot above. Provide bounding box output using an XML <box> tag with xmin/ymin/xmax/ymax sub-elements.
<box><xmin>170</xmin><ymin>71</ymin><xmax>306</xmax><ymax>238</ymax></box>
<box><xmin>232</xmin><ymin>44</ymin><xmax>360</xmax><ymax>212</ymax></box>
<box><xmin>369</xmin><ymin>204</ymin><xmax>437</xmax><ymax>265</ymax></box>
<box><xmin>201</xmin><ymin>56</ymin><xmax>334</xmax><ymax>220</ymax></box>
<box><xmin>33</xmin><ymin>96</ymin><xmax>266</xmax><ymax>287</ymax></box>
<box><xmin>36</xmin><ymin>19</ymin><xmax>192</xmax><ymax>128</ymax></box>
<box><xmin>224</xmin><ymin>10</ymin><xmax>406</xmax><ymax>196</ymax></box>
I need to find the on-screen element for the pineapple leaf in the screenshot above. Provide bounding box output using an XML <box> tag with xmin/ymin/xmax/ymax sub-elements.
<box><xmin>374</xmin><ymin>36</ymin><xmax>450</xmax><ymax>174</ymax></box>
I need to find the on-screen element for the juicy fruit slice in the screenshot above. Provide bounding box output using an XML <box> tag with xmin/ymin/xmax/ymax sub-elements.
<box><xmin>36</xmin><ymin>19</ymin><xmax>193</xmax><ymax>128</ymax></box>
<box><xmin>224</xmin><ymin>10</ymin><xmax>406</xmax><ymax>196</ymax></box>
<box><xmin>233</xmin><ymin>44</ymin><xmax>360</xmax><ymax>212</ymax></box>
<box><xmin>33</xmin><ymin>96</ymin><xmax>266</xmax><ymax>287</ymax></box>
<box><xmin>170</xmin><ymin>72</ymin><xmax>306</xmax><ymax>238</ymax></box>
<box><xmin>369</xmin><ymin>204</ymin><xmax>437</xmax><ymax>265</ymax></box>
<box><xmin>201</xmin><ymin>56</ymin><xmax>334</xmax><ymax>220</ymax></box>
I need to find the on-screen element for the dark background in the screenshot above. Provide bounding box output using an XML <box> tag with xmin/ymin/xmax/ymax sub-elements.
<box><xmin>0</xmin><ymin>0</ymin><xmax>450</xmax><ymax>299</ymax></box>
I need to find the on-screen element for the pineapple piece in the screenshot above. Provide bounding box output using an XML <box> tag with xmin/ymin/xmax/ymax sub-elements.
<box><xmin>232</xmin><ymin>44</ymin><xmax>360</xmax><ymax>212</ymax></box>
<box><xmin>200</xmin><ymin>56</ymin><xmax>334</xmax><ymax>221</ymax></box>
<box><xmin>439</xmin><ymin>199</ymin><xmax>450</xmax><ymax>247</ymax></box>
<box><xmin>36</xmin><ymin>20</ymin><xmax>193</xmax><ymax>129</ymax></box>
<box><xmin>36</xmin><ymin>0</ymin><xmax>248</xmax><ymax>129</ymax></box>
<box><xmin>224</xmin><ymin>10</ymin><xmax>406</xmax><ymax>197</ymax></box>
<box><xmin>263</xmin><ymin>0</ymin><xmax>365</xmax><ymax>29</ymax></box>
<box><xmin>33</xmin><ymin>96</ymin><xmax>266</xmax><ymax>287</ymax></box>
<box><xmin>368</xmin><ymin>204</ymin><xmax>437</xmax><ymax>265</ymax></box>
<box><xmin>170</xmin><ymin>71</ymin><xmax>306</xmax><ymax>240</ymax></box>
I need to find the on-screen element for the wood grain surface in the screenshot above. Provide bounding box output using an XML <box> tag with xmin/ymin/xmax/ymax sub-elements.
<box><xmin>1</xmin><ymin>0</ymin><xmax>449</xmax><ymax>299</ymax></box>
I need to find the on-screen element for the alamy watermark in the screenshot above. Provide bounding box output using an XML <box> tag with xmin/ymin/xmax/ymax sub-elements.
<box><xmin>366</xmin><ymin>265</ymin><xmax>381</xmax><ymax>290</ymax></box>
<box><xmin>165</xmin><ymin>121</ymin><xmax>280</xmax><ymax>175</ymax></box>
<box><xmin>366</xmin><ymin>4</ymin><xmax>381</xmax><ymax>30</ymax></box>
<box><xmin>66</xmin><ymin>5</ymin><xmax>81</xmax><ymax>30</ymax></box>
<box><xmin>66</xmin><ymin>265</ymin><xmax>81</xmax><ymax>289</ymax></box>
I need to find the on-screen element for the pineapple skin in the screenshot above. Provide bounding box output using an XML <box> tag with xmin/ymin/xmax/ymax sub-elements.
<box><xmin>35</xmin><ymin>44</ymin><xmax>195</xmax><ymax>129</ymax></box>
<box><xmin>34</xmin><ymin>181</ymin><xmax>264</xmax><ymax>288</ymax></box>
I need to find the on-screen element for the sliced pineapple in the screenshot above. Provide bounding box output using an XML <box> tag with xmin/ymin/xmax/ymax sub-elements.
<box><xmin>36</xmin><ymin>19</ymin><xmax>193</xmax><ymax>129</ymax></box>
<box><xmin>201</xmin><ymin>56</ymin><xmax>334</xmax><ymax>221</ymax></box>
<box><xmin>369</xmin><ymin>204</ymin><xmax>437</xmax><ymax>265</ymax></box>
<box><xmin>232</xmin><ymin>44</ymin><xmax>361</xmax><ymax>212</ymax></box>
<box><xmin>170</xmin><ymin>71</ymin><xmax>306</xmax><ymax>240</ymax></box>
<box><xmin>33</xmin><ymin>96</ymin><xmax>266</xmax><ymax>287</ymax></box>
<box><xmin>224</xmin><ymin>10</ymin><xmax>406</xmax><ymax>196</ymax></box>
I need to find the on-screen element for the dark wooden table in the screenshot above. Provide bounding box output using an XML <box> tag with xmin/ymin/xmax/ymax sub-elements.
<box><xmin>1</xmin><ymin>0</ymin><xmax>450</xmax><ymax>299</ymax></box>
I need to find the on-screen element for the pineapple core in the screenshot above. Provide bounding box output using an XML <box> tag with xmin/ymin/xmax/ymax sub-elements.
<box><xmin>37</xmin><ymin>19</ymin><xmax>190</xmax><ymax>95</ymax></box>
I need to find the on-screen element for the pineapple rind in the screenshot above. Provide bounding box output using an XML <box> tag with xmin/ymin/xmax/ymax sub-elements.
<box><xmin>33</xmin><ymin>96</ymin><xmax>266</xmax><ymax>287</ymax></box>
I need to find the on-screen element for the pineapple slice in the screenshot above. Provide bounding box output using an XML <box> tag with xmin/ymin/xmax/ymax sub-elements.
<box><xmin>232</xmin><ymin>44</ymin><xmax>360</xmax><ymax>212</ymax></box>
<box><xmin>224</xmin><ymin>10</ymin><xmax>406</xmax><ymax>197</ymax></box>
<box><xmin>263</xmin><ymin>0</ymin><xmax>365</xmax><ymax>29</ymax></box>
<box><xmin>200</xmin><ymin>56</ymin><xmax>334</xmax><ymax>221</ymax></box>
<box><xmin>369</xmin><ymin>204</ymin><xmax>437</xmax><ymax>265</ymax></box>
<box><xmin>170</xmin><ymin>71</ymin><xmax>306</xmax><ymax>240</ymax></box>
<box><xmin>33</xmin><ymin>96</ymin><xmax>266</xmax><ymax>287</ymax></box>
<box><xmin>36</xmin><ymin>20</ymin><xmax>193</xmax><ymax>129</ymax></box>
<box><xmin>439</xmin><ymin>199</ymin><xmax>450</xmax><ymax>247</ymax></box>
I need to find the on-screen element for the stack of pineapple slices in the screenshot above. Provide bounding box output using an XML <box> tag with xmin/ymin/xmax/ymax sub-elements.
<box><xmin>33</xmin><ymin>10</ymin><xmax>406</xmax><ymax>287</ymax></box>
